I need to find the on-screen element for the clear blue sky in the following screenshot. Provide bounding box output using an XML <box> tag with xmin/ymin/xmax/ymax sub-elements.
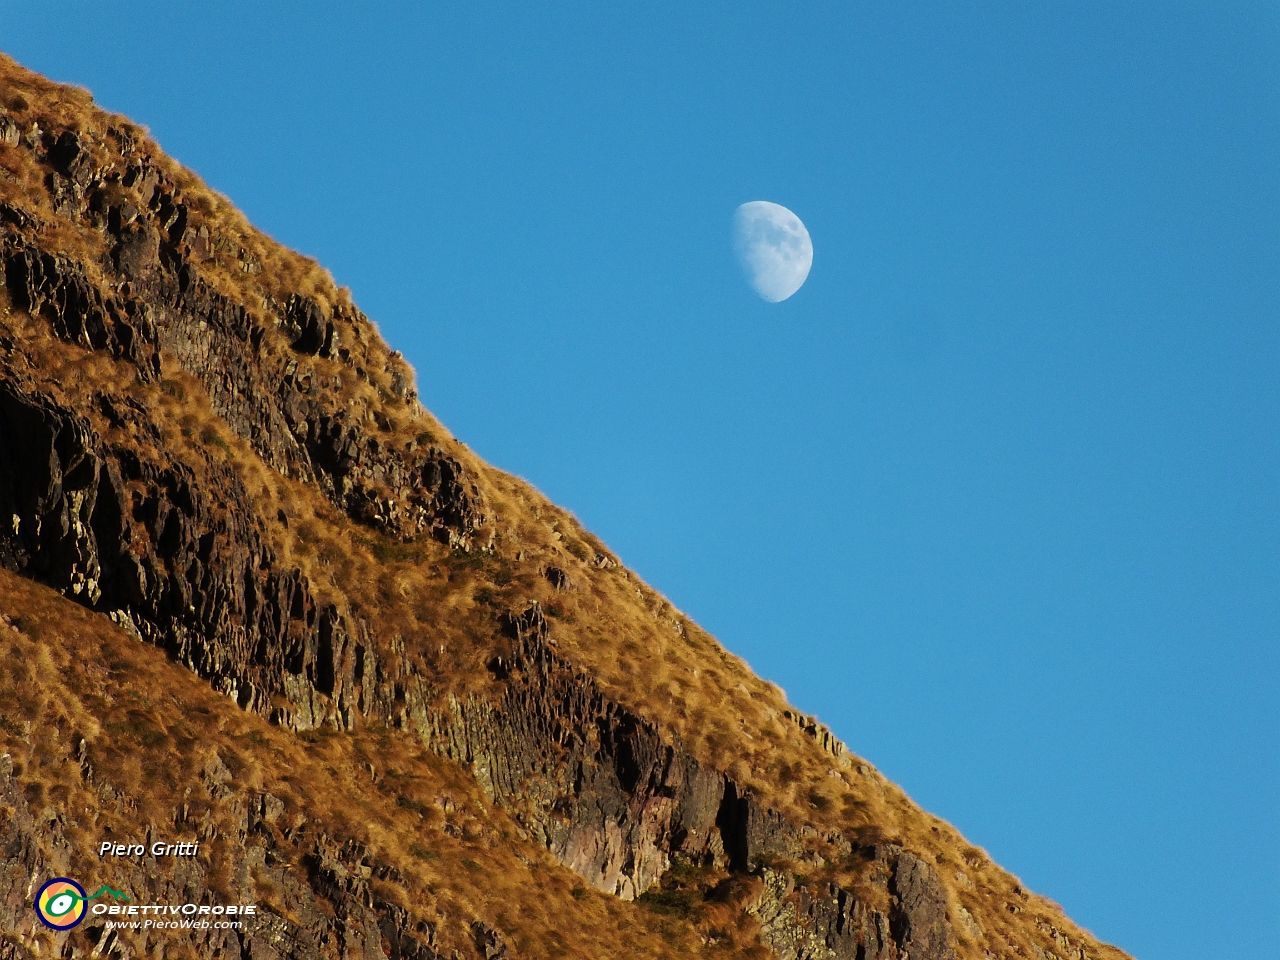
<box><xmin>7</xmin><ymin>4</ymin><xmax>1277</xmax><ymax>957</ymax></box>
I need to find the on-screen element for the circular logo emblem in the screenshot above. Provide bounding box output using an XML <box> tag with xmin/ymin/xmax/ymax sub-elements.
<box><xmin>35</xmin><ymin>877</ymin><xmax>88</xmax><ymax>930</ymax></box>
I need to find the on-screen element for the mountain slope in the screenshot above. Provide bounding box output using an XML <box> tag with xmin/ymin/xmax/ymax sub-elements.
<box><xmin>0</xmin><ymin>53</ymin><xmax>1132</xmax><ymax>960</ymax></box>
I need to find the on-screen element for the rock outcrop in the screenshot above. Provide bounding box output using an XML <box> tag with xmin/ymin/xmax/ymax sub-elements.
<box><xmin>0</xmin><ymin>373</ymin><xmax>375</xmax><ymax>724</ymax></box>
<box><xmin>1</xmin><ymin>193</ymin><xmax>484</xmax><ymax>548</ymax></box>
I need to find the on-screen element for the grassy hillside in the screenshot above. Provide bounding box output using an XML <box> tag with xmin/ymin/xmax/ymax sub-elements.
<box><xmin>0</xmin><ymin>566</ymin><xmax>758</xmax><ymax>959</ymax></box>
<box><xmin>0</xmin><ymin>52</ymin><xmax>1131</xmax><ymax>960</ymax></box>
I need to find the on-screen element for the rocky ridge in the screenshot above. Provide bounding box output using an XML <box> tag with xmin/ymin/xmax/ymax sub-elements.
<box><xmin>0</xmin><ymin>317</ymin><xmax>952</xmax><ymax>960</ymax></box>
<box><xmin>0</xmin><ymin>54</ymin><xmax>1130</xmax><ymax>960</ymax></box>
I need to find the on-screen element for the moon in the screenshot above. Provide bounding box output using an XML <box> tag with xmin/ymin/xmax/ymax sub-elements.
<box><xmin>733</xmin><ymin>201</ymin><xmax>813</xmax><ymax>302</ymax></box>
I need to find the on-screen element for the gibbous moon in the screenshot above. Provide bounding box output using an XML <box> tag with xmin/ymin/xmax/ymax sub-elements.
<box><xmin>733</xmin><ymin>201</ymin><xmax>813</xmax><ymax>302</ymax></box>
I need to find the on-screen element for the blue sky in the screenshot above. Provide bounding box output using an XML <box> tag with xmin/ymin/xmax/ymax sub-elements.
<box><xmin>7</xmin><ymin>4</ymin><xmax>1278</xmax><ymax>956</ymax></box>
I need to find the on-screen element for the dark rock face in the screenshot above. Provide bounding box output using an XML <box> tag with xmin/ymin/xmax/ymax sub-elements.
<box><xmin>891</xmin><ymin>852</ymin><xmax>956</xmax><ymax>960</ymax></box>
<box><xmin>0</xmin><ymin>381</ymin><xmax>101</xmax><ymax>595</ymax></box>
<box><xmin>750</xmin><ymin>868</ymin><xmax>897</xmax><ymax>960</ymax></box>
<box><xmin>285</xmin><ymin>293</ymin><xmax>336</xmax><ymax>357</ymax></box>
<box><xmin>0</xmin><ymin>376</ymin><xmax>377</xmax><ymax>727</ymax></box>
<box><xmin>747</xmin><ymin>848</ymin><xmax>956</xmax><ymax>960</ymax></box>
<box><xmin>2</xmin><ymin>242</ymin><xmax>162</xmax><ymax>376</ymax></box>
<box><xmin>48</xmin><ymin>130</ymin><xmax>92</xmax><ymax>185</ymax></box>
<box><xmin>717</xmin><ymin>779</ymin><xmax>810</xmax><ymax>873</ymax></box>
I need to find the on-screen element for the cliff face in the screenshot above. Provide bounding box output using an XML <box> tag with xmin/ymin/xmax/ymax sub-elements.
<box><xmin>0</xmin><ymin>56</ymin><xmax>1130</xmax><ymax>960</ymax></box>
<box><xmin>0</xmin><ymin>569</ymin><xmax>707</xmax><ymax>960</ymax></box>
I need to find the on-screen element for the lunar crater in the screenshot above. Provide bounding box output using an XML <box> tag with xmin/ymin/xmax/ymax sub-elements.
<box><xmin>733</xmin><ymin>201</ymin><xmax>813</xmax><ymax>302</ymax></box>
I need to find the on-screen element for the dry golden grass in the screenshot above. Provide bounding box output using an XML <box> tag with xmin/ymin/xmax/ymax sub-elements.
<box><xmin>0</xmin><ymin>568</ymin><xmax>732</xmax><ymax>960</ymax></box>
<box><xmin>0</xmin><ymin>52</ymin><xmax>1132</xmax><ymax>960</ymax></box>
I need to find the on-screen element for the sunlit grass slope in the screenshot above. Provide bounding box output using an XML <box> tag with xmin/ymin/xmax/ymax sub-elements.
<box><xmin>0</xmin><ymin>52</ymin><xmax>1132</xmax><ymax>960</ymax></box>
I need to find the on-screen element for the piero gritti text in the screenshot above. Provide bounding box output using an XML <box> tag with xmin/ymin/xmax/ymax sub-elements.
<box><xmin>99</xmin><ymin>841</ymin><xmax>200</xmax><ymax>858</ymax></box>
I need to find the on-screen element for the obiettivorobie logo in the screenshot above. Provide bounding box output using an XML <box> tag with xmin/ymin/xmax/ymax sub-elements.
<box><xmin>33</xmin><ymin>875</ymin><xmax>258</xmax><ymax>933</ymax></box>
<box><xmin>34</xmin><ymin>878</ymin><xmax>129</xmax><ymax>930</ymax></box>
